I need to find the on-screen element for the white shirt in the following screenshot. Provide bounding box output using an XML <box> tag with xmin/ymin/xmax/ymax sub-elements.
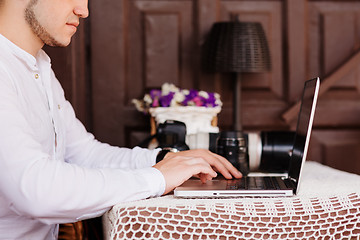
<box><xmin>0</xmin><ymin>34</ymin><xmax>165</xmax><ymax>239</ymax></box>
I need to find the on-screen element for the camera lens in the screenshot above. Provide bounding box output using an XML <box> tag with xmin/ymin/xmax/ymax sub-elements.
<box><xmin>259</xmin><ymin>131</ymin><xmax>295</xmax><ymax>172</ymax></box>
<box><xmin>216</xmin><ymin>131</ymin><xmax>249</xmax><ymax>175</ymax></box>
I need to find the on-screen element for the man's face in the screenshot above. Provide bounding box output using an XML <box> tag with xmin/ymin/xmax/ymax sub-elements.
<box><xmin>25</xmin><ymin>0</ymin><xmax>89</xmax><ymax>47</ymax></box>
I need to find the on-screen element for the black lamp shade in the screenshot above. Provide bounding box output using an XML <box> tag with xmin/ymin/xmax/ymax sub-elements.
<box><xmin>202</xmin><ymin>22</ymin><xmax>271</xmax><ymax>73</ymax></box>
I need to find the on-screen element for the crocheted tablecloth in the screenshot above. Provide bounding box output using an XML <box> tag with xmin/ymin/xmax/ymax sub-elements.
<box><xmin>103</xmin><ymin>162</ymin><xmax>360</xmax><ymax>239</ymax></box>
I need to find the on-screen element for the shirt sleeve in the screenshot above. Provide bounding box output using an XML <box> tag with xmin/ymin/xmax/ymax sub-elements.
<box><xmin>51</xmin><ymin>75</ymin><xmax>160</xmax><ymax>170</ymax></box>
<box><xmin>0</xmin><ymin>69</ymin><xmax>166</xmax><ymax>225</ymax></box>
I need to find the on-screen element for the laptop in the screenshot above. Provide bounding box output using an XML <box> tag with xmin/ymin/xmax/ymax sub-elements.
<box><xmin>174</xmin><ymin>77</ymin><xmax>320</xmax><ymax>197</ymax></box>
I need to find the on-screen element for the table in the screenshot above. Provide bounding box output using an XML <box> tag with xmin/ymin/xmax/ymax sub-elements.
<box><xmin>103</xmin><ymin>162</ymin><xmax>360</xmax><ymax>239</ymax></box>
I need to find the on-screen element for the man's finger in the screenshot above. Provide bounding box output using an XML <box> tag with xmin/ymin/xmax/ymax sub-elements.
<box><xmin>210</xmin><ymin>152</ymin><xmax>242</xmax><ymax>178</ymax></box>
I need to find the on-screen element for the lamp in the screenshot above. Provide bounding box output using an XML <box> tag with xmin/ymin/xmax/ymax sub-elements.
<box><xmin>202</xmin><ymin>21</ymin><xmax>271</xmax><ymax>131</ymax></box>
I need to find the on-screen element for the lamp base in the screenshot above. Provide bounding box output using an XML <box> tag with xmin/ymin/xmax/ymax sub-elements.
<box><xmin>233</xmin><ymin>73</ymin><xmax>242</xmax><ymax>131</ymax></box>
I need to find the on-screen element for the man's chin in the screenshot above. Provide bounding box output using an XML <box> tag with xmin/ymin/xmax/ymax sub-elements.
<box><xmin>46</xmin><ymin>42</ymin><xmax>69</xmax><ymax>48</ymax></box>
<box><xmin>43</xmin><ymin>37</ymin><xmax>71</xmax><ymax>48</ymax></box>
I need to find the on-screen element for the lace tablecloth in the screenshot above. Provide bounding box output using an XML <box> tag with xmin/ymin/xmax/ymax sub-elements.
<box><xmin>103</xmin><ymin>162</ymin><xmax>360</xmax><ymax>239</ymax></box>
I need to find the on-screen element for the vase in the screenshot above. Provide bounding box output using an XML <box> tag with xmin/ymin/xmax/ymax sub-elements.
<box><xmin>149</xmin><ymin>106</ymin><xmax>221</xmax><ymax>150</ymax></box>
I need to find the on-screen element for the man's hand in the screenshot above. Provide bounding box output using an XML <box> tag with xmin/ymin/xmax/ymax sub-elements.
<box><xmin>153</xmin><ymin>149</ymin><xmax>242</xmax><ymax>195</ymax></box>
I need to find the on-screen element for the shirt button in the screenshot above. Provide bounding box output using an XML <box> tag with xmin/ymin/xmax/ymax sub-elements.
<box><xmin>35</xmin><ymin>74</ymin><xmax>39</xmax><ymax>79</ymax></box>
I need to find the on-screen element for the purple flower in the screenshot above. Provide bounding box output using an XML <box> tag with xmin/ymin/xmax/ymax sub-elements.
<box><xmin>150</xmin><ymin>89</ymin><xmax>161</xmax><ymax>99</ymax></box>
<box><xmin>193</xmin><ymin>96</ymin><xmax>204</xmax><ymax>106</ymax></box>
<box><xmin>159</xmin><ymin>92</ymin><xmax>175</xmax><ymax>107</ymax></box>
<box><xmin>152</xmin><ymin>98</ymin><xmax>159</xmax><ymax>107</ymax></box>
<box><xmin>204</xmin><ymin>92</ymin><xmax>217</xmax><ymax>107</ymax></box>
<box><xmin>182</xmin><ymin>89</ymin><xmax>199</xmax><ymax>106</ymax></box>
<box><xmin>180</xmin><ymin>90</ymin><xmax>220</xmax><ymax>107</ymax></box>
<box><xmin>150</xmin><ymin>89</ymin><xmax>162</xmax><ymax>107</ymax></box>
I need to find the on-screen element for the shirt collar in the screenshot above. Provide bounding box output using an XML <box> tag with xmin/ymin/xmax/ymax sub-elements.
<box><xmin>0</xmin><ymin>34</ymin><xmax>51</xmax><ymax>71</ymax></box>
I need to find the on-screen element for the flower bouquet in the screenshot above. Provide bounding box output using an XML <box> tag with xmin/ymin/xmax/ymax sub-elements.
<box><xmin>132</xmin><ymin>83</ymin><xmax>222</xmax><ymax>112</ymax></box>
<box><xmin>132</xmin><ymin>83</ymin><xmax>222</xmax><ymax>149</ymax></box>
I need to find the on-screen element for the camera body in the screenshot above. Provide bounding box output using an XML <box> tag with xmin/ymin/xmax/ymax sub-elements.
<box><xmin>156</xmin><ymin>120</ymin><xmax>190</xmax><ymax>151</ymax></box>
<box><xmin>215</xmin><ymin>131</ymin><xmax>295</xmax><ymax>175</ymax></box>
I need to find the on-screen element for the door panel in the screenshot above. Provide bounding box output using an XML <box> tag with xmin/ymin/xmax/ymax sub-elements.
<box><xmin>309</xmin><ymin>130</ymin><xmax>360</xmax><ymax>174</ymax></box>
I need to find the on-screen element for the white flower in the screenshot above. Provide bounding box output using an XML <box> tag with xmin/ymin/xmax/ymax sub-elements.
<box><xmin>181</xmin><ymin>89</ymin><xmax>190</xmax><ymax>95</ymax></box>
<box><xmin>169</xmin><ymin>91</ymin><xmax>186</xmax><ymax>107</ymax></box>
<box><xmin>214</xmin><ymin>93</ymin><xmax>223</xmax><ymax>106</ymax></box>
<box><xmin>170</xmin><ymin>99</ymin><xmax>180</xmax><ymax>107</ymax></box>
<box><xmin>132</xmin><ymin>99</ymin><xmax>145</xmax><ymax>112</ymax></box>
<box><xmin>215</xmin><ymin>99</ymin><xmax>223</xmax><ymax>107</ymax></box>
<box><xmin>143</xmin><ymin>94</ymin><xmax>152</xmax><ymax>104</ymax></box>
<box><xmin>199</xmin><ymin>91</ymin><xmax>209</xmax><ymax>98</ymax></box>
<box><xmin>173</xmin><ymin>91</ymin><xmax>185</xmax><ymax>103</ymax></box>
<box><xmin>162</xmin><ymin>83</ymin><xmax>179</xmax><ymax>95</ymax></box>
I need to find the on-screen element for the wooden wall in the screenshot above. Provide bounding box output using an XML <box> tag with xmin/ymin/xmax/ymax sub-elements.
<box><xmin>47</xmin><ymin>0</ymin><xmax>360</xmax><ymax>175</ymax></box>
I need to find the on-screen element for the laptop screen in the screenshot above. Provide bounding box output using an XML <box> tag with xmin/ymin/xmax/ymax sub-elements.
<box><xmin>288</xmin><ymin>78</ymin><xmax>319</xmax><ymax>191</ymax></box>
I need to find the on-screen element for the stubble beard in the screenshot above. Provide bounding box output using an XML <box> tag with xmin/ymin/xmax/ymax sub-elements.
<box><xmin>24</xmin><ymin>0</ymin><xmax>65</xmax><ymax>47</ymax></box>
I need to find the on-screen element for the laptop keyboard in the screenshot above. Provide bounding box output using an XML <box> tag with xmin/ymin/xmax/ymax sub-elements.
<box><xmin>226</xmin><ymin>177</ymin><xmax>281</xmax><ymax>190</ymax></box>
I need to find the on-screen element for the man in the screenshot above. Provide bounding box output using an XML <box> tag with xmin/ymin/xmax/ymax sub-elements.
<box><xmin>0</xmin><ymin>0</ymin><xmax>242</xmax><ymax>239</ymax></box>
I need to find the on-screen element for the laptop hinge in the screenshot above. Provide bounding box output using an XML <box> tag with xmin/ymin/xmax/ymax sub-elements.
<box><xmin>289</xmin><ymin>177</ymin><xmax>297</xmax><ymax>183</ymax></box>
<box><xmin>282</xmin><ymin>177</ymin><xmax>297</xmax><ymax>189</ymax></box>
<box><xmin>282</xmin><ymin>176</ymin><xmax>297</xmax><ymax>183</ymax></box>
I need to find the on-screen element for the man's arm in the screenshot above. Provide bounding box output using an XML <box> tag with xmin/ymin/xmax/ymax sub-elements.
<box><xmin>49</xmin><ymin>74</ymin><xmax>158</xmax><ymax>170</ymax></box>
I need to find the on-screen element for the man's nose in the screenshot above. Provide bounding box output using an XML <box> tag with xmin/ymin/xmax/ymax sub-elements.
<box><xmin>74</xmin><ymin>0</ymin><xmax>89</xmax><ymax>18</ymax></box>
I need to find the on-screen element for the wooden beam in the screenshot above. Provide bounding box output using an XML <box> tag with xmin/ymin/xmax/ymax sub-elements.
<box><xmin>282</xmin><ymin>50</ymin><xmax>360</xmax><ymax>123</ymax></box>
